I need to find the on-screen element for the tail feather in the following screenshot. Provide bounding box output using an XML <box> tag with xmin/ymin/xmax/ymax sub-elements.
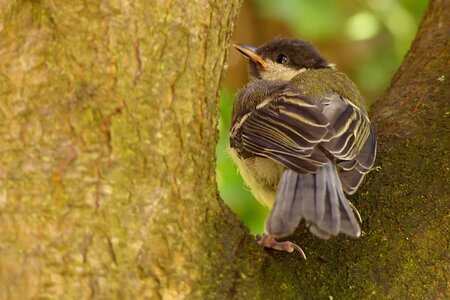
<box><xmin>319</xmin><ymin>181</ymin><xmax>341</xmax><ymax>235</ymax></box>
<box><xmin>299</xmin><ymin>168</ymin><xmax>325</xmax><ymax>227</ymax></box>
<box><xmin>265</xmin><ymin>161</ymin><xmax>361</xmax><ymax>239</ymax></box>
<box><xmin>265</xmin><ymin>170</ymin><xmax>303</xmax><ymax>238</ymax></box>
<box><xmin>309</xmin><ymin>225</ymin><xmax>331</xmax><ymax>239</ymax></box>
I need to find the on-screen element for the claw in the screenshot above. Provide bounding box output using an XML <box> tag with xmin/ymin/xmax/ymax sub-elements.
<box><xmin>257</xmin><ymin>234</ymin><xmax>306</xmax><ymax>259</ymax></box>
<box><xmin>289</xmin><ymin>242</ymin><xmax>307</xmax><ymax>260</ymax></box>
<box><xmin>348</xmin><ymin>201</ymin><xmax>362</xmax><ymax>224</ymax></box>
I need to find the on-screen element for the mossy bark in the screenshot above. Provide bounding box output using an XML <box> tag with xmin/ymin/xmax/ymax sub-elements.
<box><xmin>0</xmin><ymin>0</ymin><xmax>449</xmax><ymax>299</ymax></box>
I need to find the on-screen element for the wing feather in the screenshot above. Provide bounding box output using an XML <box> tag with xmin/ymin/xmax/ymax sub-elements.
<box><xmin>319</xmin><ymin>94</ymin><xmax>377</xmax><ymax>194</ymax></box>
<box><xmin>231</xmin><ymin>85</ymin><xmax>330</xmax><ymax>174</ymax></box>
<box><xmin>230</xmin><ymin>83</ymin><xmax>376</xmax><ymax>193</ymax></box>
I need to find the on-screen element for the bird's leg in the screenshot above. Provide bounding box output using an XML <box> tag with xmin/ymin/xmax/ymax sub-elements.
<box><xmin>256</xmin><ymin>234</ymin><xmax>306</xmax><ymax>259</ymax></box>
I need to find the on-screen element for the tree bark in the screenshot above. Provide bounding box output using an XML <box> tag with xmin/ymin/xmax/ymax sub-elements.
<box><xmin>0</xmin><ymin>1</ymin><xmax>243</xmax><ymax>299</ymax></box>
<box><xmin>0</xmin><ymin>0</ymin><xmax>448</xmax><ymax>299</ymax></box>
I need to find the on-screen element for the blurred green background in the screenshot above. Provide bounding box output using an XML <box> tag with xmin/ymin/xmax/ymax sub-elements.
<box><xmin>216</xmin><ymin>0</ymin><xmax>429</xmax><ymax>234</ymax></box>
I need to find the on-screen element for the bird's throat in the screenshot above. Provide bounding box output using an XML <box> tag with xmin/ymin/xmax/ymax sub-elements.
<box><xmin>259</xmin><ymin>61</ymin><xmax>306</xmax><ymax>82</ymax></box>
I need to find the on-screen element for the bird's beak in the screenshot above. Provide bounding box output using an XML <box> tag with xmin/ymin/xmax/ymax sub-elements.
<box><xmin>233</xmin><ymin>44</ymin><xmax>267</xmax><ymax>69</ymax></box>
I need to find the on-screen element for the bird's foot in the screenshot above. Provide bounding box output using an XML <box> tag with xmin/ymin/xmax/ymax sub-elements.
<box><xmin>256</xmin><ymin>234</ymin><xmax>306</xmax><ymax>259</ymax></box>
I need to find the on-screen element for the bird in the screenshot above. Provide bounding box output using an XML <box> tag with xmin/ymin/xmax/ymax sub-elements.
<box><xmin>229</xmin><ymin>37</ymin><xmax>376</xmax><ymax>258</ymax></box>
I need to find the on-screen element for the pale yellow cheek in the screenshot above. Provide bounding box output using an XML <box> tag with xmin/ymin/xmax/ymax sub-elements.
<box><xmin>228</xmin><ymin>148</ymin><xmax>283</xmax><ymax>208</ymax></box>
<box><xmin>260</xmin><ymin>61</ymin><xmax>305</xmax><ymax>82</ymax></box>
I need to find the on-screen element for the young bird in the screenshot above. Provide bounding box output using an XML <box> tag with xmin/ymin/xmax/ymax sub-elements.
<box><xmin>229</xmin><ymin>38</ymin><xmax>376</xmax><ymax>258</ymax></box>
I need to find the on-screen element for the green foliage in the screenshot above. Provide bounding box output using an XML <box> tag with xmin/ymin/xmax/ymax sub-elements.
<box><xmin>217</xmin><ymin>0</ymin><xmax>429</xmax><ymax>234</ymax></box>
<box><xmin>256</xmin><ymin>0</ymin><xmax>344</xmax><ymax>39</ymax></box>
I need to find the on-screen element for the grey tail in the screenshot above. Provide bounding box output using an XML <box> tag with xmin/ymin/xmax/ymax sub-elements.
<box><xmin>265</xmin><ymin>161</ymin><xmax>361</xmax><ymax>240</ymax></box>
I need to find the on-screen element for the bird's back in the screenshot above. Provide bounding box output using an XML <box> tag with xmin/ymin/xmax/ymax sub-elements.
<box><xmin>291</xmin><ymin>68</ymin><xmax>366</xmax><ymax>110</ymax></box>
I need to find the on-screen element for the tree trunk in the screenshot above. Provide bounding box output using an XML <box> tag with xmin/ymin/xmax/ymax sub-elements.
<box><xmin>0</xmin><ymin>1</ymin><xmax>243</xmax><ymax>298</ymax></box>
<box><xmin>0</xmin><ymin>0</ymin><xmax>448</xmax><ymax>299</ymax></box>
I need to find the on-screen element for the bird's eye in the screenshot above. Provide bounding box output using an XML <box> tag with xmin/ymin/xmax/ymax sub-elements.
<box><xmin>276</xmin><ymin>54</ymin><xmax>288</xmax><ymax>64</ymax></box>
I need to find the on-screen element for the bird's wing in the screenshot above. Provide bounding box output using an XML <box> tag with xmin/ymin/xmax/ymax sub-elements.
<box><xmin>230</xmin><ymin>86</ymin><xmax>331</xmax><ymax>174</ymax></box>
<box><xmin>319</xmin><ymin>94</ymin><xmax>377</xmax><ymax>194</ymax></box>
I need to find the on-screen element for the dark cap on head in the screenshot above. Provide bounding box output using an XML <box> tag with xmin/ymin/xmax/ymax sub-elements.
<box><xmin>248</xmin><ymin>37</ymin><xmax>329</xmax><ymax>78</ymax></box>
<box><xmin>257</xmin><ymin>38</ymin><xmax>328</xmax><ymax>68</ymax></box>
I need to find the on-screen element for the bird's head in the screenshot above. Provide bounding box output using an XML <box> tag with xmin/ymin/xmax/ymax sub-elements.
<box><xmin>233</xmin><ymin>37</ymin><xmax>332</xmax><ymax>81</ymax></box>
